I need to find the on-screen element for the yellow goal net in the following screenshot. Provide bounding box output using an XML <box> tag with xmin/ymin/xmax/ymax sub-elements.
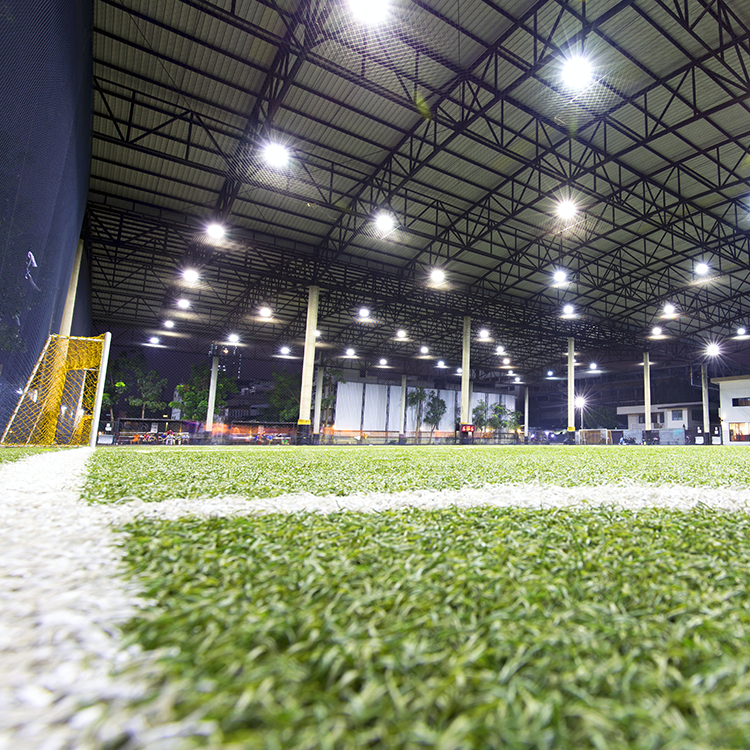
<box><xmin>1</xmin><ymin>333</ymin><xmax>111</xmax><ymax>447</ymax></box>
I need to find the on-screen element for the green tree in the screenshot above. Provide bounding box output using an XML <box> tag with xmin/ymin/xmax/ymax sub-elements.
<box><xmin>129</xmin><ymin>368</ymin><xmax>167</xmax><ymax>419</ymax></box>
<box><xmin>263</xmin><ymin>370</ymin><xmax>301</xmax><ymax>422</ymax></box>
<box><xmin>423</xmin><ymin>391</ymin><xmax>447</xmax><ymax>443</ymax></box>
<box><xmin>100</xmin><ymin>351</ymin><xmax>131</xmax><ymax>425</ymax></box>
<box><xmin>169</xmin><ymin>363</ymin><xmax>237</xmax><ymax>421</ymax></box>
<box><xmin>407</xmin><ymin>386</ymin><xmax>428</xmax><ymax>441</ymax></box>
<box><xmin>487</xmin><ymin>402</ymin><xmax>509</xmax><ymax>432</ymax></box>
<box><xmin>472</xmin><ymin>399</ymin><xmax>490</xmax><ymax>431</ymax></box>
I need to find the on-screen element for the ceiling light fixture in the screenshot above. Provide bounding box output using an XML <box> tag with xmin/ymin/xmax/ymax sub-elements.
<box><xmin>263</xmin><ymin>143</ymin><xmax>289</xmax><ymax>168</ymax></box>
<box><xmin>663</xmin><ymin>303</ymin><xmax>676</xmax><ymax>316</ymax></box>
<box><xmin>706</xmin><ymin>342</ymin><xmax>721</xmax><ymax>357</ymax></box>
<box><xmin>379</xmin><ymin>358</ymin><xmax>387</xmax><ymax>366</ymax></box>
<box><xmin>562</xmin><ymin>303</ymin><xmax>575</xmax><ymax>316</ymax></box>
<box><xmin>557</xmin><ymin>200</ymin><xmax>577</xmax><ymax>221</ymax></box>
<box><xmin>553</xmin><ymin>269</ymin><xmax>567</xmax><ymax>284</ymax></box>
<box><xmin>259</xmin><ymin>306</ymin><xmax>272</xmax><ymax>318</ymax></box>
<box><xmin>164</xmin><ymin>320</ymin><xmax>174</xmax><ymax>329</ymax></box>
<box><xmin>280</xmin><ymin>346</ymin><xmax>290</xmax><ymax>355</ymax></box>
<box><xmin>183</xmin><ymin>268</ymin><xmax>199</xmax><ymax>284</ymax></box>
<box><xmin>228</xmin><ymin>333</ymin><xmax>239</xmax><ymax>343</ymax></box>
<box><xmin>375</xmin><ymin>212</ymin><xmax>395</xmax><ymax>232</ymax></box>
<box><xmin>358</xmin><ymin>307</ymin><xmax>370</xmax><ymax>319</ymax></box>
<box><xmin>346</xmin><ymin>348</ymin><xmax>356</xmax><ymax>356</ymax></box>
<box><xmin>738</xmin><ymin>327</ymin><xmax>747</xmax><ymax>336</ymax></box>
<box><xmin>561</xmin><ymin>55</ymin><xmax>594</xmax><ymax>89</ymax></box>
<box><xmin>206</xmin><ymin>223</ymin><xmax>225</xmax><ymax>241</ymax></box>
<box><xmin>349</xmin><ymin>0</ymin><xmax>389</xmax><ymax>24</ymax></box>
<box><xmin>177</xmin><ymin>298</ymin><xmax>190</xmax><ymax>309</ymax></box>
<box><xmin>420</xmin><ymin>346</ymin><xmax>429</xmax><ymax>355</ymax></box>
<box><xmin>149</xmin><ymin>336</ymin><xmax>160</xmax><ymax>345</ymax></box>
<box><xmin>430</xmin><ymin>268</ymin><xmax>445</xmax><ymax>284</ymax></box>
<box><xmin>396</xmin><ymin>329</ymin><xmax>407</xmax><ymax>339</ymax></box>
<box><xmin>696</xmin><ymin>262</ymin><xmax>709</xmax><ymax>275</ymax></box>
<box><xmin>478</xmin><ymin>328</ymin><xmax>490</xmax><ymax>339</ymax></box>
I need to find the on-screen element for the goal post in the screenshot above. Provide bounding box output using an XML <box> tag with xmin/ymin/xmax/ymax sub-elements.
<box><xmin>1</xmin><ymin>332</ymin><xmax>112</xmax><ymax>447</ymax></box>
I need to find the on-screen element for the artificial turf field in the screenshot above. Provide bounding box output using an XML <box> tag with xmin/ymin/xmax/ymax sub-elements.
<box><xmin>88</xmin><ymin>446</ymin><xmax>750</xmax><ymax>748</ymax></box>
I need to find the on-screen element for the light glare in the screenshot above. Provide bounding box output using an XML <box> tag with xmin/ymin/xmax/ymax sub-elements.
<box><xmin>346</xmin><ymin>348</ymin><xmax>356</xmax><ymax>357</ymax></box>
<box><xmin>206</xmin><ymin>223</ymin><xmax>225</xmax><ymax>240</ymax></box>
<box><xmin>696</xmin><ymin>262</ymin><xmax>709</xmax><ymax>275</ymax></box>
<box><xmin>149</xmin><ymin>336</ymin><xmax>159</xmax><ymax>345</ymax></box>
<box><xmin>228</xmin><ymin>333</ymin><xmax>239</xmax><ymax>343</ymax></box>
<box><xmin>183</xmin><ymin>268</ymin><xmax>199</xmax><ymax>284</ymax></box>
<box><xmin>396</xmin><ymin>329</ymin><xmax>407</xmax><ymax>339</ymax></box>
<box><xmin>263</xmin><ymin>143</ymin><xmax>289</xmax><ymax>168</ymax></box>
<box><xmin>280</xmin><ymin>346</ymin><xmax>290</xmax><ymax>355</ymax></box>
<box><xmin>562</xmin><ymin>55</ymin><xmax>594</xmax><ymax>89</ymax></box>
<box><xmin>375</xmin><ymin>212</ymin><xmax>395</xmax><ymax>232</ymax></box>
<box><xmin>738</xmin><ymin>327</ymin><xmax>747</xmax><ymax>336</ymax></box>
<box><xmin>177</xmin><ymin>298</ymin><xmax>190</xmax><ymax>309</ymax></box>
<box><xmin>358</xmin><ymin>307</ymin><xmax>370</xmax><ymax>319</ymax></box>
<box><xmin>420</xmin><ymin>346</ymin><xmax>429</xmax><ymax>354</ymax></box>
<box><xmin>706</xmin><ymin>343</ymin><xmax>721</xmax><ymax>357</ymax></box>
<box><xmin>553</xmin><ymin>269</ymin><xmax>567</xmax><ymax>284</ymax></box>
<box><xmin>430</xmin><ymin>268</ymin><xmax>445</xmax><ymax>284</ymax></box>
<box><xmin>379</xmin><ymin>358</ymin><xmax>387</xmax><ymax>366</ymax></box>
<box><xmin>557</xmin><ymin>200</ymin><xmax>577</xmax><ymax>220</ymax></box>
<box><xmin>349</xmin><ymin>0</ymin><xmax>389</xmax><ymax>24</ymax></box>
<box><xmin>562</xmin><ymin>303</ymin><xmax>575</xmax><ymax>316</ymax></box>
<box><xmin>164</xmin><ymin>320</ymin><xmax>174</xmax><ymax>329</ymax></box>
<box><xmin>259</xmin><ymin>306</ymin><xmax>272</xmax><ymax>318</ymax></box>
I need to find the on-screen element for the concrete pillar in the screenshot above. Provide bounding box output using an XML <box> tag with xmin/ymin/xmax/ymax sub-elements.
<box><xmin>297</xmin><ymin>285</ymin><xmax>319</xmax><ymax>443</ymax></box>
<box><xmin>313</xmin><ymin>366</ymin><xmax>323</xmax><ymax>441</ymax></box>
<box><xmin>567</xmin><ymin>337</ymin><xmax>575</xmax><ymax>437</ymax></box>
<box><xmin>59</xmin><ymin>240</ymin><xmax>83</xmax><ymax>337</ymax></box>
<box><xmin>524</xmin><ymin>386</ymin><xmax>529</xmax><ymax>440</ymax></box>
<box><xmin>206</xmin><ymin>355</ymin><xmax>219</xmax><ymax>432</ymax></box>
<box><xmin>701</xmin><ymin>363</ymin><xmax>710</xmax><ymax>443</ymax></box>
<box><xmin>643</xmin><ymin>352</ymin><xmax>652</xmax><ymax>435</ymax></box>
<box><xmin>461</xmin><ymin>316</ymin><xmax>471</xmax><ymax>425</ymax></box>
<box><xmin>399</xmin><ymin>374</ymin><xmax>407</xmax><ymax>444</ymax></box>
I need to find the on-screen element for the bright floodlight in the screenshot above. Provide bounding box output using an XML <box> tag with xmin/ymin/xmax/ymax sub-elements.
<box><xmin>478</xmin><ymin>328</ymin><xmax>490</xmax><ymax>339</ymax></box>
<box><xmin>553</xmin><ymin>269</ymin><xmax>567</xmax><ymax>284</ymax></box>
<box><xmin>396</xmin><ymin>329</ymin><xmax>407</xmax><ymax>339</ymax></box>
<box><xmin>457</xmin><ymin>367</ymin><xmax>463</xmax><ymax>374</ymax></box>
<box><xmin>346</xmin><ymin>348</ymin><xmax>356</xmax><ymax>357</ymax></box>
<box><xmin>314</xmin><ymin>330</ymin><xmax>321</xmax><ymax>337</ymax></box>
<box><xmin>183</xmin><ymin>268</ymin><xmax>199</xmax><ymax>284</ymax></box>
<box><xmin>738</xmin><ymin>327</ymin><xmax>747</xmax><ymax>336</ymax></box>
<box><xmin>508</xmin><ymin>370</ymin><xmax>514</xmax><ymax>376</ymax></box>
<box><xmin>375</xmin><ymin>212</ymin><xmax>395</xmax><ymax>232</ymax></box>
<box><xmin>379</xmin><ymin>358</ymin><xmax>388</xmax><ymax>366</ymax></box>
<box><xmin>164</xmin><ymin>320</ymin><xmax>174</xmax><ymax>329</ymax></box>
<box><xmin>562</xmin><ymin>303</ymin><xmax>575</xmax><ymax>316</ymax></box>
<box><xmin>437</xmin><ymin>360</ymin><xmax>445</xmax><ymax>367</ymax></box>
<box><xmin>259</xmin><ymin>306</ymin><xmax>272</xmax><ymax>318</ymax></box>
<box><xmin>149</xmin><ymin>336</ymin><xmax>160</xmax><ymax>345</ymax></box>
<box><xmin>177</xmin><ymin>298</ymin><xmax>190</xmax><ymax>309</ymax></box>
<box><xmin>263</xmin><ymin>143</ymin><xmax>289</xmax><ymax>168</ymax></box>
<box><xmin>589</xmin><ymin>362</ymin><xmax>598</xmax><ymax>370</ymax></box>
<box><xmin>557</xmin><ymin>200</ymin><xmax>577</xmax><ymax>220</ymax></box>
<box><xmin>575</xmin><ymin>396</ymin><xmax>586</xmax><ymax>408</ymax></box>
<box><xmin>228</xmin><ymin>333</ymin><xmax>239</xmax><ymax>343</ymax></box>
<box><xmin>514</xmin><ymin>376</ymin><xmax>521</xmax><ymax>383</ymax></box>
<box><xmin>280</xmin><ymin>346</ymin><xmax>290</xmax><ymax>355</ymax></box>
<box><xmin>663</xmin><ymin>303</ymin><xmax>676</xmax><ymax>316</ymax></box>
<box><xmin>359</xmin><ymin>307</ymin><xmax>370</xmax><ymax>319</ymax></box>
<box><xmin>652</xmin><ymin>326</ymin><xmax>662</xmax><ymax>336</ymax></box>
<box><xmin>206</xmin><ymin>223</ymin><xmax>225</xmax><ymax>241</ymax></box>
<box><xmin>420</xmin><ymin>346</ymin><xmax>429</xmax><ymax>354</ymax></box>
<box><xmin>562</xmin><ymin>55</ymin><xmax>594</xmax><ymax>89</ymax></box>
<box><xmin>696</xmin><ymin>262</ymin><xmax>709</xmax><ymax>275</ymax></box>
<box><xmin>503</xmin><ymin>357</ymin><xmax>510</xmax><ymax>365</ymax></box>
<box><xmin>496</xmin><ymin>345</ymin><xmax>505</xmax><ymax>355</ymax></box>
<box><xmin>430</xmin><ymin>268</ymin><xmax>445</xmax><ymax>284</ymax></box>
<box><xmin>547</xmin><ymin>370</ymin><xmax>554</xmax><ymax>377</ymax></box>
<box><xmin>706</xmin><ymin>343</ymin><xmax>721</xmax><ymax>357</ymax></box>
<box><xmin>349</xmin><ymin>0</ymin><xmax>389</xmax><ymax>24</ymax></box>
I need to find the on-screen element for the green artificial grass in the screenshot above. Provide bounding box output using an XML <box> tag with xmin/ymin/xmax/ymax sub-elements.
<box><xmin>86</xmin><ymin>445</ymin><xmax>750</xmax><ymax>503</ymax></box>
<box><xmin>0</xmin><ymin>445</ymin><xmax>61</xmax><ymax>464</ymax></box>
<box><xmin>122</xmin><ymin>507</ymin><xmax>750</xmax><ymax>749</ymax></box>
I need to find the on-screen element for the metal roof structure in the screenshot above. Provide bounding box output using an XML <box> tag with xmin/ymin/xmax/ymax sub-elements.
<box><xmin>87</xmin><ymin>0</ymin><xmax>750</xmax><ymax>382</ymax></box>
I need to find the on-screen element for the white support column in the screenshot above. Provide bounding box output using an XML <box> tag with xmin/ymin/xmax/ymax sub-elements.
<box><xmin>643</xmin><ymin>352</ymin><xmax>652</xmax><ymax>431</ymax></box>
<box><xmin>206</xmin><ymin>355</ymin><xmax>219</xmax><ymax>432</ymax></box>
<box><xmin>89</xmin><ymin>332</ymin><xmax>112</xmax><ymax>448</ymax></box>
<box><xmin>461</xmin><ymin>316</ymin><xmax>471</xmax><ymax>425</ymax></box>
<box><xmin>298</xmin><ymin>285</ymin><xmax>319</xmax><ymax>441</ymax></box>
<box><xmin>567</xmin><ymin>337</ymin><xmax>575</xmax><ymax>435</ymax></box>
<box><xmin>701</xmin><ymin>363</ymin><xmax>710</xmax><ymax>442</ymax></box>
<box><xmin>313</xmin><ymin>365</ymin><xmax>323</xmax><ymax>437</ymax></box>
<box><xmin>60</xmin><ymin>240</ymin><xmax>83</xmax><ymax>337</ymax></box>
<box><xmin>524</xmin><ymin>386</ymin><xmax>529</xmax><ymax>440</ymax></box>
<box><xmin>399</xmin><ymin>374</ymin><xmax>407</xmax><ymax>442</ymax></box>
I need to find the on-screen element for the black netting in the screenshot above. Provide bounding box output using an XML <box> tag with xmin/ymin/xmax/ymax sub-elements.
<box><xmin>0</xmin><ymin>0</ymin><xmax>92</xmax><ymax>429</ymax></box>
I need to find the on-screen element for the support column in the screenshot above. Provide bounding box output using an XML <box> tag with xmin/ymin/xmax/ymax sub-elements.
<box><xmin>643</xmin><ymin>352</ymin><xmax>652</xmax><ymax>440</ymax></box>
<box><xmin>524</xmin><ymin>386</ymin><xmax>529</xmax><ymax>442</ymax></box>
<box><xmin>297</xmin><ymin>285</ymin><xmax>319</xmax><ymax>444</ymax></box>
<box><xmin>701</xmin><ymin>363</ymin><xmax>710</xmax><ymax>444</ymax></box>
<box><xmin>312</xmin><ymin>365</ymin><xmax>323</xmax><ymax>444</ymax></box>
<box><xmin>206</xmin><ymin>355</ymin><xmax>219</xmax><ymax>434</ymax></box>
<box><xmin>59</xmin><ymin>240</ymin><xmax>83</xmax><ymax>337</ymax></box>
<box><xmin>460</xmin><ymin>317</ymin><xmax>471</xmax><ymax>443</ymax></box>
<box><xmin>399</xmin><ymin>374</ymin><xmax>407</xmax><ymax>444</ymax></box>
<box><xmin>567</xmin><ymin>337</ymin><xmax>575</xmax><ymax>441</ymax></box>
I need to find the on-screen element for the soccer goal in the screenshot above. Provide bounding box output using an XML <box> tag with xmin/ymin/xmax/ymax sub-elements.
<box><xmin>1</xmin><ymin>333</ymin><xmax>111</xmax><ymax>447</ymax></box>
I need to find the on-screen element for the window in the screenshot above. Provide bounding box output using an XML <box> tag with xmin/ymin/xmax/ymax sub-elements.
<box><xmin>691</xmin><ymin>409</ymin><xmax>703</xmax><ymax>422</ymax></box>
<box><xmin>638</xmin><ymin>415</ymin><xmax>645</xmax><ymax>423</ymax></box>
<box><xmin>732</xmin><ymin>398</ymin><xmax>750</xmax><ymax>407</ymax></box>
<box><xmin>730</xmin><ymin>423</ymin><xmax>750</xmax><ymax>442</ymax></box>
<box><xmin>672</xmin><ymin>409</ymin><xmax>683</xmax><ymax>420</ymax></box>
